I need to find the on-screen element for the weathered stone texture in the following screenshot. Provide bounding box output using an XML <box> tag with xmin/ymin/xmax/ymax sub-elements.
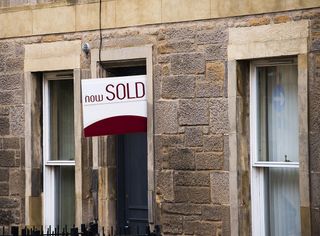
<box><xmin>167</xmin><ymin>148</ymin><xmax>195</xmax><ymax>170</ymax></box>
<box><xmin>210</xmin><ymin>172</ymin><xmax>229</xmax><ymax>204</ymax></box>
<box><xmin>162</xmin><ymin>214</ymin><xmax>183</xmax><ymax>234</ymax></box>
<box><xmin>205</xmin><ymin>44</ymin><xmax>227</xmax><ymax>61</ymax></box>
<box><xmin>10</xmin><ymin>106</ymin><xmax>24</xmax><ymax>136</ymax></box>
<box><xmin>175</xmin><ymin>186</ymin><xmax>211</xmax><ymax>204</ymax></box>
<box><xmin>210</xmin><ymin>98</ymin><xmax>228</xmax><ymax>134</ymax></box>
<box><xmin>155</xmin><ymin>101</ymin><xmax>178</xmax><ymax>134</ymax></box>
<box><xmin>179</xmin><ymin>99</ymin><xmax>209</xmax><ymax>125</ymax></box>
<box><xmin>185</xmin><ymin>127</ymin><xmax>203</xmax><ymax>147</ymax></box>
<box><xmin>0</xmin><ymin>74</ymin><xmax>22</xmax><ymax>91</ymax></box>
<box><xmin>0</xmin><ymin>197</ymin><xmax>20</xmax><ymax>208</ymax></box>
<box><xmin>0</xmin><ymin>183</ymin><xmax>9</xmax><ymax>196</ymax></box>
<box><xmin>9</xmin><ymin>169</ymin><xmax>24</xmax><ymax>196</ymax></box>
<box><xmin>158</xmin><ymin>40</ymin><xmax>196</xmax><ymax>54</ymax></box>
<box><xmin>184</xmin><ymin>220</ymin><xmax>221</xmax><ymax>236</ymax></box>
<box><xmin>203</xmin><ymin>135</ymin><xmax>224</xmax><ymax>152</ymax></box>
<box><xmin>162</xmin><ymin>203</ymin><xmax>201</xmax><ymax>215</ymax></box>
<box><xmin>195</xmin><ymin>152</ymin><xmax>224</xmax><ymax>170</ymax></box>
<box><xmin>171</xmin><ymin>53</ymin><xmax>205</xmax><ymax>75</ymax></box>
<box><xmin>161</xmin><ymin>76</ymin><xmax>196</xmax><ymax>99</ymax></box>
<box><xmin>0</xmin><ymin>117</ymin><xmax>10</xmax><ymax>135</ymax></box>
<box><xmin>0</xmin><ymin>168</ymin><xmax>9</xmax><ymax>181</ymax></box>
<box><xmin>157</xmin><ymin>170</ymin><xmax>174</xmax><ymax>201</ymax></box>
<box><xmin>311</xmin><ymin>173</ymin><xmax>320</xmax><ymax>207</ymax></box>
<box><xmin>196</xmin><ymin>27</ymin><xmax>227</xmax><ymax>45</ymax></box>
<box><xmin>0</xmin><ymin>150</ymin><xmax>15</xmax><ymax>167</ymax></box>
<box><xmin>3</xmin><ymin>137</ymin><xmax>20</xmax><ymax>149</ymax></box>
<box><xmin>174</xmin><ymin>171</ymin><xmax>210</xmax><ymax>187</ymax></box>
<box><xmin>0</xmin><ymin>209</ymin><xmax>15</xmax><ymax>224</ymax></box>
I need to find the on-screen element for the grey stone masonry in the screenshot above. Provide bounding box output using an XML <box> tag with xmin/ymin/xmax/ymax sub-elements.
<box><xmin>0</xmin><ymin>39</ymin><xmax>25</xmax><ymax>225</ymax></box>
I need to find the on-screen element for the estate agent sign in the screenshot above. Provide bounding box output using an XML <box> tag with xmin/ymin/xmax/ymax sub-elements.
<box><xmin>81</xmin><ymin>75</ymin><xmax>147</xmax><ymax>137</ymax></box>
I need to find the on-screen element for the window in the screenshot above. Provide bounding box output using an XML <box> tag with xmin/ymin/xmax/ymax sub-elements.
<box><xmin>250</xmin><ymin>59</ymin><xmax>300</xmax><ymax>236</ymax></box>
<box><xmin>43</xmin><ymin>73</ymin><xmax>75</xmax><ymax>227</ymax></box>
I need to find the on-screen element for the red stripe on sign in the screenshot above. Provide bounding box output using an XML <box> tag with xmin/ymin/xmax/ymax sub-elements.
<box><xmin>84</xmin><ymin>115</ymin><xmax>147</xmax><ymax>137</ymax></box>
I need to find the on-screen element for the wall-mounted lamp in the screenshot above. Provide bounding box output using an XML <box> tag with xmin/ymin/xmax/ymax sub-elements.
<box><xmin>82</xmin><ymin>42</ymin><xmax>90</xmax><ymax>55</ymax></box>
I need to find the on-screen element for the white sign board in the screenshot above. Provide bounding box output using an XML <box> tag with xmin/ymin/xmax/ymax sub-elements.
<box><xmin>81</xmin><ymin>75</ymin><xmax>147</xmax><ymax>137</ymax></box>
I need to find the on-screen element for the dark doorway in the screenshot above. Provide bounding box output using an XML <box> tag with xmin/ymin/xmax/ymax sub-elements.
<box><xmin>116</xmin><ymin>133</ymin><xmax>148</xmax><ymax>235</ymax></box>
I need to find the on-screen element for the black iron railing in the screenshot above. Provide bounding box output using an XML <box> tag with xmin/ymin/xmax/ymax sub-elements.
<box><xmin>0</xmin><ymin>222</ymin><xmax>161</xmax><ymax>236</ymax></box>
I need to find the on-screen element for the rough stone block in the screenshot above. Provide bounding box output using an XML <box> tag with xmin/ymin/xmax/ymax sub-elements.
<box><xmin>0</xmin><ymin>74</ymin><xmax>22</xmax><ymax>91</ymax></box>
<box><xmin>10</xmin><ymin>106</ymin><xmax>24</xmax><ymax>136</ymax></box>
<box><xmin>158</xmin><ymin>40</ymin><xmax>196</xmax><ymax>54</ymax></box>
<box><xmin>184</xmin><ymin>220</ymin><xmax>221</xmax><ymax>235</ymax></box>
<box><xmin>10</xmin><ymin>169</ymin><xmax>24</xmax><ymax>196</ymax></box>
<box><xmin>175</xmin><ymin>186</ymin><xmax>211</xmax><ymax>203</ymax></box>
<box><xmin>0</xmin><ymin>197</ymin><xmax>20</xmax><ymax>209</ymax></box>
<box><xmin>0</xmin><ymin>183</ymin><xmax>9</xmax><ymax>196</ymax></box>
<box><xmin>0</xmin><ymin>107</ymin><xmax>9</xmax><ymax>116</ymax></box>
<box><xmin>195</xmin><ymin>152</ymin><xmax>223</xmax><ymax>170</ymax></box>
<box><xmin>0</xmin><ymin>92</ymin><xmax>15</xmax><ymax>105</ymax></box>
<box><xmin>0</xmin><ymin>150</ymin><xmax>15</xmax><ymax>167</ymax></box>
<box><xmin>210</xmin><ymin>172</ymin><xmax>229</xmax><ymax>204</ymax></box>
<box><xmin>197</xmin><ymin>28</ymin><xmax>227</xmax><ymax>45</ymax></box>
<box><xmin>3</xmin><ymin>138</ymin><xmax>20</xmax><ymax>149</ymax></box>
<box><xmin>210</xmin><ymin>98</ymin><xmax>229</xmax><ymax>134</ymax></box>
<box><xmin>159</xmin><ymin>135</ymin><xmax>184</xmax><ymax>147</ymax></box>
<box><xmin>247</xmin><ymin>16</ymin><xmax>271</xmax><ymax>26</ymax></box>
<box><xmin>0</xmin><ymin>117</ymin><xmax>10</xmax><ymax>135</ymax></box>
<box><xmin>309</xmin><ymin>132</ymin><xmax>320</xmax><ymax>172</ymax></box>
<box><xmin>203</xmin><ymin>135</ymin><xmax>224</xmax><ymax>151</ymax></box>
<box><xmin>273</xmin><ymin>15</ymin><xmax>291</xmax><ymax>24</ymax></box>
<box><xmin>206</xmin><ymin>61</ymin><xmax>225</xmax><ymax>83</ymax></box>
<box><xmin>171</xmin><ymin>53</ymin><xmax>205</xmax><ymax>75</ymax></box>
<box><xmin>205</xmin><ymin>44</ymin><xmax>227</xmax><ymax>61</ymax></box>
<box><xmin>167</xmin><ymin>148</ymin><xmax>195</xmax><ymax>170</ymax></box>
<box><xmin>0</xmin><ymin>210</ymin><xmax>15</xmax><ymax>224</ymax></box>
<box><xmin>157</xmin><ymin>170</ymin><xmax>174</xmax><ymax>201</ymax></box>
<box><xmin>0</xmin><ymin>168</ymin><xmax>9</xmax><ymax>181</ymax></box>
<box><xmin>161</xmin><ymin>27</ymin><xmax>196</xmax><ymax>41</ymax></box>
<box><xmin>185</xmin><ymin>127</ymin><xmax>203</xmax><ymax>147</ymax></box>
<box><xmin>162</xmin><ymin>214</ymin><xmax>183</xmax><ymax>234</ymax></box>
<box><xmin>174</xmin><ymin>171</ymin><xmax>210</xmax><ymax>187</ymax></box>
<box><xmin>179</xmin><ymin>99</ymin><xmax>209</xmax><ymax>125</ymax></box>
<box><xmin>162</xmin><ymin>203</ymin><xmax>202</xmax><ymax>215</ymax></box>
<box><xmin>161</xmin><ymin>76</ymin><xmax>196</xmax><ymax>99</ymax></box>
<box><xmin>311</xmin><ymin>172</ymin><xmax>320</xmax><ymax>207</ymax></box>
<box><xmin>155</xmin><ymin>101</ymin><xmax>179</xmax><ymax>134</ymax></box>
<box><xmin>201</xmin><ymin>205</ymin><xmax>229</xmax><ymax>221</ymax></box>
<box><xmin>3</xmin><ymin>58</ymin><xmax>24</xmax><ymax>72</ymax></box>
<box><xmin>196</xmin><ymin>80</ymin><xmax>214</xmax><ymax>98</ymax></box>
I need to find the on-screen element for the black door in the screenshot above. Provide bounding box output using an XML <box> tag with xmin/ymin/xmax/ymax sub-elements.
<box><xmin>116</xmin><ymin>133</ymin><xmax>148</xmax><ymax>235</ymax></box>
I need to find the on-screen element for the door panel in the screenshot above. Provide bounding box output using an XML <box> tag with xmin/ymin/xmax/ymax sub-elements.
<box><xmin>117</xmin><ymin>133</ymin><xmax>148</xmax><ymax>234</ymax></box>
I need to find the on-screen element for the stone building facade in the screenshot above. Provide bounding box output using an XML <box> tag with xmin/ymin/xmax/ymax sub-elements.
<box><xmin>0</xmin><ymin>0</ymin><xmax>320</xmax><ymax>235</ymax></box>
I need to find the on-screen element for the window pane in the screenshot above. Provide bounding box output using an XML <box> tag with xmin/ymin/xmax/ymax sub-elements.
<box><xmin>258</xmin><ymin>65</ymin><xmax>298</xmax><ymax>162</ymax></box>
<box><xmin>54</xmin><ymin>166</ymin><xmax>75</xmax><ymax>227</ymax></box>
<box><xmin>49</xmin><ymin>80</ymin><xmax>75</xmax><ymax>160</ymax></box>
<box><xmin>267</xmin><ymin>168</ymin><xmax>300</xmax><ymax>236</ymax></box>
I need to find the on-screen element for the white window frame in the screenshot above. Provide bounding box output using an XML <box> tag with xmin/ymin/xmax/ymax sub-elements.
<box><xmin>250</xmin><ymin>59</ymin><xmax>300</xmax><ymax>236</ymax></box>
<box><xmin>42</xmin><ymin>72</ymin><xmax>75</xmax><ymax>227</ymax></box>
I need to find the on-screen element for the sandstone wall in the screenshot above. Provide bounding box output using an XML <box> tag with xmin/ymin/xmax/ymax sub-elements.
<box><xmin>0</xmin><ymin>7</ymin><xmax>319</xmax><ymax>235</ymax></box>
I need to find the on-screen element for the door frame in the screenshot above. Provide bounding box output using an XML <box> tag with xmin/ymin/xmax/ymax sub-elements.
<box><xmin>90</xmin><ymin>45</ymin><xmax>154</xmax><ymax>230</ymax></box>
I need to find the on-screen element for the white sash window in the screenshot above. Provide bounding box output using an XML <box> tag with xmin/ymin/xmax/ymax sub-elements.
<box><xmin>43</xmin><ymin>73</ymin><xmax>75</xmax><ymax>227</ymax></box>
<box><xmin>250</xmin><ymin>60</ymin><xmax>300</xmax><ymax>236</ymax></box>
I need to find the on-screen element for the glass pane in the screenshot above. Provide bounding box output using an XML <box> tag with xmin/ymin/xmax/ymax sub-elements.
<box><xmin>54</xmin><ymin>166</ymin><xmax>75</xmax><ymax>227</ymax></box>
<box><xmin>257</xmin><ymin>65</ymin><xmax>298</xmax><ymax>162</ymax></box>
<box><xmin>267</xmin><ymin>168</ymin><xmax>300</xmax><ymax>236</ymax></box>
<box><xmin>49</xmin><ymin>80</ymin><xmax>75</xmax><ymax>160</ymax></box>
